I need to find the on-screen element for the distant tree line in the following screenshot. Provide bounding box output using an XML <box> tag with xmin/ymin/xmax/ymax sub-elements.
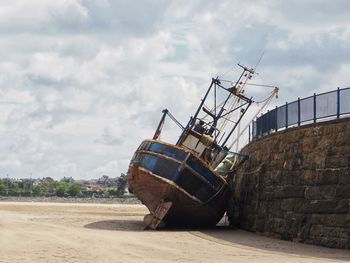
<box><xmin>0</xmin><ymin>173</ymin><xmax>128</xmax><ymax>198</ymax></box>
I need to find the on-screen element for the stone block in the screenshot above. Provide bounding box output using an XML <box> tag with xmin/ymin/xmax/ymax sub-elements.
<box><xmin>305</xmin><ymin>185</ymin><xmax>336</xmax><ymax>200</ymax></box>
<box><xmin>314</xmin><ymin>155</ymin><xmax>326</xmax><ymax>169</ymax></box>
<box><xmin>309</xmin><ymin>214</ymin><xmax>348</xmax><ymax>228</ymax></box>
<box><xmin>284</xmin><ymin>213</ymin><xmax>305</xmax><ymax>239</ymax></box>
<box><xmin>268</xmin><ymin>159</ymin><xmax>285</xmax><ymax>172</ymax></box>
<box><xmin>303</xmin><ymin>153</ymin><xmax>318</xmax><ymax>170</ymax></box>
<box><xmin>259</xmin><ymin>191</ymin><xmax>274</xmax><ymax>201</ymax></box>
<box><xmin>312</xmin><ymin>237</ymin><xmax>349</xmax><ymax>249</ymax></box>
<box><xmin>272</xmin><ymin>200</ymin><xmax>282</xmax><ymax>213</ymax></box>
<box><xmin>301</xmin><ymin>200</ymin><xmax>338</xmax><ymax>214</ymax></box>
<box><xmin>240</xmin><ymin>204</ymin><xmax>255</xmax><ymax>215</ymax></box>
<box><xmin>270</xmin><ymin>208</ymin><xmax>286</xmax><ymax>219</ymax></box>
<box><xmin>255</xmin><ymin>218</ymin><xmax>266</xmax><ymax>232</ymax></box>
<box><xmin>266</xmin><ymin>217</ymin><xmax>286</xmax><ymax>234</ymax></box>
<box><xmin>291</xmin><ymin>154</ymin><xmax>304</xmax><ymax>170</ymax></box>
<box><xmin>301</xmin><ymin>170</ymin><xmax>317</xmax><ymax>185</ymax></box>
<box><xmin>275</xmin><ymin>186</ymin><xmax>305</xmax><ymax>199</ymax></box>
<box><xmin>309</xmin><ymin>225</ymin><xmax>325</xmax><ymax>238</ymax></box>
<box><xmin>309</xmin><ymin>214</ymin><xmax>326</xmax><ymax>225</ymax></box>
<box><xmin>316</xmin><ymin>169</ymin><xmax>340</xmax><ymax>185</ymax></box>
<box><xmin>334</xmin><ymin>199</ymin><xmax>349</xmax><ymax>214</ymax></box>
<box><xmin>302</xmin><ymin>136</ymin><xmax>318</xmax><ymax>154</ymax></box>
<box><xmin>280</xmin><ymin>198</ymin><xmax>304</xmax><ymax>212</ymax></box>
<box><xmin>324</xmin><ymin>214</ymin><xmax>349</xmax><ymax>227</ymax></box>
<box><xmin>263</xmin><ymin>185</ymin><xmax>276</xmax><ymax>193</ymax></box>
<box><xmin>273</xmin><ymin>186</ymin><xmax>284</xmax><ymax>199</ymax></box>
<box><xmin>329</xmin><ymin>145</ymin><xmax>350</xmax><ymax>156</ymax></box>
<box><xmin>338</xmin><ymin>169</ymin><xmax>350</xmax><ymax>184</ymax></box>
<box><xmin>256</xmin><ymin>203</ymin><xmax>269</xmax><ymax>218</ymax></box>
<box><xmin>333</xmin><ymin>132</ymin><xmax>350</xmax><ymax>147</ymax></box>
<box><xmin>263</xmin><ymin>171</ymin><xmax>282</xmax><ymax>186</ymax></box>
<box><xmin>301</xmin><ymin>169</ymin><xmax>339</xmax><ymax>185</ymax></box>
<box><xmin>335</xmin><ymin>185</ymin><xmax>350</xmax><ymax>199</ymax></box>
<box><xmin>310</xmin><ymin>225</ymin><xmax>349</xmax><ymax>240</ymax></box>
<box><xmin>281</xmin><ymin>171</ymin><xmax>303</xmax><ymax>186</ymax></box>
<box><xmin>325</xmin><ymin>156</ymin><xmax>350</xmax><ymax>168</ymax></box>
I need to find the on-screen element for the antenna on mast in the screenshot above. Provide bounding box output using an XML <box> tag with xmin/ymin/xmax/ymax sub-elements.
<box><xmin>254</xmin><ymin>50</ymin><xmax>266</xmax><ymax>72</ymax></box>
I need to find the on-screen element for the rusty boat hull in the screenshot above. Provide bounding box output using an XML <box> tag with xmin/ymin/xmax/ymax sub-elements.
<box><xmin>127</xmin><ymin>139</ymin><xmax>230</xmax><ymax>228</ymax></box>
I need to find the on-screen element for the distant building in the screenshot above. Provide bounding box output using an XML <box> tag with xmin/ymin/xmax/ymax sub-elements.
<box><xmin>85</xmin><ymin>185</ymin><xmax>103</xmax><ymax>192</ymax></box>
<box><xmin>41</xmin><ymin>177</ymin><xmax>54</xmax><ymax>184</ymax></box>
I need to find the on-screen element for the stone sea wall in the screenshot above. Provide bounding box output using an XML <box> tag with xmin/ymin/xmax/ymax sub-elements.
<box><xmin>229</xmin><ymin>118</ymin><xmax>350</xmax><ymax>249</ymax></box>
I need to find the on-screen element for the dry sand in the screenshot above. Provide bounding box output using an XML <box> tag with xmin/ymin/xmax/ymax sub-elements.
<box><xmin>0</xmin><ymin>202</ymin><xmax>349</xmax><ymax>263</ymax></box>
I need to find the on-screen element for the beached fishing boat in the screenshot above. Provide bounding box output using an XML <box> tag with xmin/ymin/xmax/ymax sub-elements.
<box><xmin>128</xmin><ymin>64</ymin><xmax>278</xmax><ymax>229</ymax></box>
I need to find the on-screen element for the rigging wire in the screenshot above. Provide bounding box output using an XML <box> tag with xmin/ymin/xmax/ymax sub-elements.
<box><xmin>192</xmin><ymin>69</ymin><xmax>278</xmax><ymax>152</ymax></box>
<box><xmin>254</xmin><ymin>88</ymin><xmax>279</xmax><ymax>103</ymax></box>
<box><xmin>220</xmin><ymin>67</ymin><xmax>234</xmax><ymax>79</ymax></box>
<box><xmin>227</xmin><ymin>88</ymin><xmax>278</xmax><ymax>149</ymax></box>
<box><xmin>217</xmin><ymin>68</ymin><xmax>255</xmax><ymax>135</ymax></box>
<box><xmin>235</xmin><ymin>115</ymin><xmax>241</xmax><ymax>152</ymax></box>
<box><xmin>253</xmin><ymin>50</ymin><xmax>265</xmax><ymax>72</ymax></box>
<box><xmin>219</xmin><ymin>79</ymin><xmax>277</xmax><ymax>89</ymax></box>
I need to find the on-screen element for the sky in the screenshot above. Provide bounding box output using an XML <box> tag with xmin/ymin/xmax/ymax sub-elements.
<box><xmin>1</xmin><ymin>0</ymin><xmax>349</xmax><ymax>179</ymax></box>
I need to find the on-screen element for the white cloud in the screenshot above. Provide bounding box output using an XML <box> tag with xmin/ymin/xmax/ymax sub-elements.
<box><xmin>0</xmin><ymin>0</ymin><xmax>349</xmax><ymax>179</ymax></box>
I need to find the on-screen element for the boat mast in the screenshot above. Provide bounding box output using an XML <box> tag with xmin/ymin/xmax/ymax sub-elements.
<box><xmin>177</xmin><ymin>64</ymin><xmax>255</xmax><ymax>149</ymax></box>
<box><xmin>176</xmin><ymin>78</ymin><xmax>217</xmax><ymax>146</ymax></box>
<box><xmin>219</xmin><ymin>64</ymin><xmax>255</xmax><ymax>148</ymax></box>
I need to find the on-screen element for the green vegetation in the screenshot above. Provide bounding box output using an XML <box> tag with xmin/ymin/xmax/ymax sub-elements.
<box><xmin>0</xmin><ymin>174</ymin><xmax>129</xmax><ymax>198</ymax></box>
<box><xmin>0</xmin><ymin>180</ymin><xmax>6</xmax><ymax>195</ymax></box>
<box><xmin>216</xmin><ymin>156</ymin><xmax>236</xmax><ymax>176</ymax></box>
<box><xmin>116</xmin><ymin>173</ymin><xmax>127</xmax><ymax>196</ymax></box>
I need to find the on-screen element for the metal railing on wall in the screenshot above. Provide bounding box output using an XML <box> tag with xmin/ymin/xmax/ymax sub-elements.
<box><xmin>251</xmin><ymin>87</ymin><xmax>350</xmax><ymax>140</ymax></box>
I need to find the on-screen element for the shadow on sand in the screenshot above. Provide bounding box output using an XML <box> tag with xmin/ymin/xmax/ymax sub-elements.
<box><xmin>84</xmin><ymin>219</ymin><xmax>146</xmax><ymax>231</ymax></box>
<box><xmin>83</xmin><ymin>219</ymin><xmax>222</xmax><ymax>232</ymax></box>
<box><xmin>84</xmin><ymin>219</ymin><xmax>229</xmax><ymax>232</ymax></box>
<box><xmin>198</xmin><ymin>228</ymin><xmax>350</xmax><ymax>262</ymax></box>
<box><xmin>85</xmin><ymin>219</ymin><xmax>350</xmax><ymax>261</ymax></box>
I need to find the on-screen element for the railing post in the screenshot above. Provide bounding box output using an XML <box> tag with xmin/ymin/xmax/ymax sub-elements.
<box><xmin>254</xmin><ymin>120</ymin><xmax>256</xmax><ymax>140</ymax></box>
<box><xmin>267</xmin><ymin>110</ymin><xmax>270</xmax><ymax>134</ymax></box>
<box><xmin>248</xmin><ymin>123</ymin><xmax>251</xmax><ymax>143</ymax></box>
<box><xmin>298</xmin><ymin>97</ymin><xmax>301</xmax><ymax>126</ymax></box>
<box><xmin>285</xmin><ymin>102</ymin><xmax>288</xmax><ymax>128</ymax></box>
<box><xmin>313</xmin><ymin>93</ymin><xmax>316</xmax><ymax>123</ymax></box>
<box><xmin>337</xmin><ymin>87</ymin><xmax>340</xmax><ymax>118</ymax></box>
<box><xmin>275</xmin><ymin>106</ymin><xmax>278</xmax><ymax>132</ymax></box>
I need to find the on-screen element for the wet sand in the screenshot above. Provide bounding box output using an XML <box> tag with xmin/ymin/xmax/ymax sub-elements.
<box><xmin>0</xmin><ymin>202</ymin><xmax>349</xmax><ymax>263</ymax></box>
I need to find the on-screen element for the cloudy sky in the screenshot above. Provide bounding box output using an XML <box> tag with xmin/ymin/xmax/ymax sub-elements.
<box><xmin>1</xmin><ymin>0</ymin><xmax>349</xmax><ymax>179</ymax></box>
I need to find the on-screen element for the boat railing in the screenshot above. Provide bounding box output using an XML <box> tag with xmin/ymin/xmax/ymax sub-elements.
<box><xmin>193</xmin><ymin>117</ymin><xmax>221</xmax><ymax>136</ymax></box>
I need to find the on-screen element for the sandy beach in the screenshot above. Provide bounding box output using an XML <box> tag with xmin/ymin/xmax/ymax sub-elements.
<box><xmin>0</xmin><ymin>202</ymin><xmax>349</xmax><ymax>263</ymax></box>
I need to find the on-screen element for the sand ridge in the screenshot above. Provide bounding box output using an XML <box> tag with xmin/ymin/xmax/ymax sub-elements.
<box><xmin>0</xmin><ymin>202</ymin><xmax>349</xmax><ymax>262</ymax></box>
